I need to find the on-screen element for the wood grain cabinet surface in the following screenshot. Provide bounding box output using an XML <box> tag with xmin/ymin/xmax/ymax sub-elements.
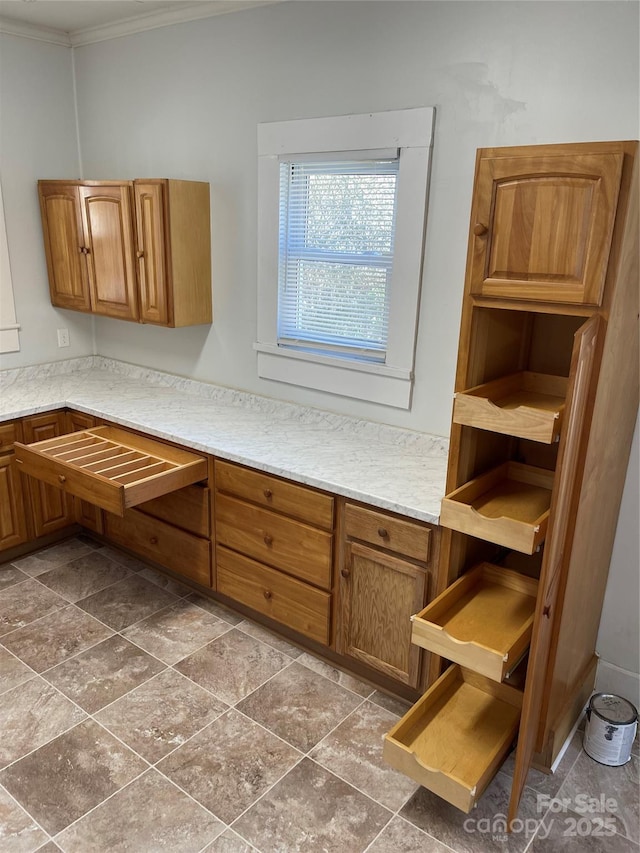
<box><xmin>385</xmin><ymin>140</ymin><xmax>639</xmax><ymax>822</ymax></box>
<box><xmin>0</xmin><ymin>421</ymin><xmax>29</xmax><ymax>551</ymax></box>
<box><xmin>38</xmin><ymin>178</ymin><xmax>211</xmax><ymax>327</ymax></box>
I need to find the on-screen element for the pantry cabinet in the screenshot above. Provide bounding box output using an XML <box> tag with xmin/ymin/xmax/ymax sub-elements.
<box><xmin>384</xmin><ymin>141</ymin><xmax>639</xmax><ymax>821</ymax></box>
<box><xmin>38</xmin><ymin>178</ymin><xmax>211</xmax><ymax>327</ymax></box>
<box><xmin>338</xmin><ymin>502</ymin><xmax>435</xmax><ymax>688</ymax></box>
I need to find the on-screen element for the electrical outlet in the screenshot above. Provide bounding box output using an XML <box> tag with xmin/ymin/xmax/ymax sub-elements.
<box><xmin>57</xmin><ymin>328</ymin><xmax>70</xmax><ymax>348</ymax></box>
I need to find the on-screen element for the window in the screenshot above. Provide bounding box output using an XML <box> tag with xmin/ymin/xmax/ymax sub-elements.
<box><xmin>0</xmin><ymin>180</ymin><xmax>20</xmax><ymax>354</ymax></box>
<box><xmin>256</xmin><ymin>108</ymin><xmax>434</xmax><ymax>409</ymax></box>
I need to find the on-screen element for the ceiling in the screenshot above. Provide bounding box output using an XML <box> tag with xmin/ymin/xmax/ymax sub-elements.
<box><xmin>0</xmin><ymin>0</ymin><xmax>278</xmax><ymax>39</ymax></box>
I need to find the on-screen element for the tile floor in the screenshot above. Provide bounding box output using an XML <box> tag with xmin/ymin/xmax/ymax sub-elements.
<box><xmin>0</xmin><ymin>535</ymin><xmax>637</xmax><ymax>853</ymax></box>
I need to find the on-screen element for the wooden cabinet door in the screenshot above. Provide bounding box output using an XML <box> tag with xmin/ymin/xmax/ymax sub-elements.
<box><xmin>0</xmin><ymin>453</ymin><xmax>29</xmax><ymax>551</ymax></box>
<box><xmin>21</xmin><ymin>413</ymin><xmax>74</xmax><ymax>538</ymax></box>
<box><xmin>134</xmin><ymin>182</ymin><xmax>171</xmax><ymax>325</ymax></box>
<box><xmin>38</xmin><ymin>182</ymin><xmax>91</xmax><ymax>312</ymax></box>
<box><xmin>65</xmin><ymin>411</ymin><xmax>103</xmax><ymax>533</ymax></box>
<box><xmin>469</xmin><ymin>151</ymin><xmax>623</xmax><ymax>305</ymax></box>
<box><xmin>339</xmin><ymin>541</ymin><xmax>427</xmax><ymax>687</ymax></box>
<box><xmin>79</xmin><ymin>185</ymin><xmax>139</xmax><ymax>321</ymax></box>
<box><xmin>508</xmin><ymin>315</ymin><xmax>603</xmax><ymax>825</ymax></box>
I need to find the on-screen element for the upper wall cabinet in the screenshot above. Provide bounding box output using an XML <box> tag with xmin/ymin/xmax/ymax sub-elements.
<box><xmin>38</xmin><ymin>179</ymin><xmax>212</xmax><ymax>327</ymax></box>
<box><xmin>468</xmin><ymin>148</ymin><xmax>624</xmax><ymax>305</ymax></box>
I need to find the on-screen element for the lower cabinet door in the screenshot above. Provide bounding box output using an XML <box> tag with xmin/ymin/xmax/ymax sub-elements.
<box><xmin>104</xmin><ymin>507</ymin><xmax>211</xmax><ymax>587</ymax></box>
<box><xmin>0</xmin><ymin>453</ymin><xmax>29</xmax><ymax>551</ymax></box>
<box><xmin>21</xmin><ymin>413</ymin><xmax>74</xmax><ymax>538</ymax></box>
<box><xmin>339</xmin><ymin>541</ymin><xmax>428</xmax><ymax>687</ymax></box>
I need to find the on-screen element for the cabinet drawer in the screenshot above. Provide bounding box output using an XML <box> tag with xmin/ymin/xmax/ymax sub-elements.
<box><xmin>0</xmin><ymin>423</ymin><xmax>17</xmax><ymax>453</ymax></box>
<box><xmin>217</xmin><ymin>546</ymin><xmax>331</xmax><ymax>645</ymax></box>
<box><xmin>15</xmin><ymin>425</ymin><xmax>207</xmax><ymax>516</ymax></box>
<box><xmin>104</xmin><ymin>507</ymin><xmax>211</xmax><ymax>587</ymax></box>
<box><xmin>215</xmin><ymin>460</ymin><xmax>334</xmax><ymax>530</ymax></box>
<box><xmin>383</xmin><ymin>665</ymin><xmax>522</xmax><ymax>813</ymax></box>
<box><xmin>216</xmin><ymin>493</ymin><xmax>333</xmax><ymax>590</ymax></box>
<box><xmin>345</xmin><ymin>503</ymin><xmax>431</xmax><ymax>563</ymax></box>
<box><xmin>137</xmin><ymin>485</ymin><xmax>210</xmax><ymax>537</ymax></box>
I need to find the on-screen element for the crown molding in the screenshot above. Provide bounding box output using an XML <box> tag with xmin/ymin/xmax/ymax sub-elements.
<box><xmin>0</xmin><ymin>1</ymin><xmax>281</xmax><ymax>48</ymax></box>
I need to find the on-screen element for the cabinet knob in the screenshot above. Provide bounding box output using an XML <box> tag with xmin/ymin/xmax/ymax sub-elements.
<box><xmin>341</xmin><ymin>568</ymin><xmax>350</xmax><ymax>578</ymax></box>
<box><xmin>136</xmin><ymin>250</ymin><xmax>144</xmax><ymax>259</ymax></box>
<box><xmin>58</xmin><ymin>474</ymin><xmax>66</xmax><ymax>484</ymax></box>
<box><xmin>377</xmin><ymin>527</ymin><xmax>389</xmax><ymax>539</ymax></box>
<box><xmin>79</xmin><ymin>246</ymin><xmax>89</xmax><ymax>254</ymax></box>
<box><xmin>473</xmin><ymin>222</ymin><xmax>488</xmax><ymax>237</ymax></box>
<box><xmin>543</xmin><ymin>604</ymin><xmax>551</xmax><ymax>618</ymax></box>
<box><xmin>149</xmin><ymin>536</ymin><xmax>158</xmax><ymax>545</ymax></box>
<box><xmin>263</xmin><ymin>589</ymin><xmax>272</xmax><ymax>600</ymax></box>
<box><xmin>263</xmin><ymin>488</ymin><xmax>273</xmax><ymax>499</ymax></box>
<box><xmin>263</xmin><ymin>533</ymin><xmax>273</xmax><ymax>546</ymax></box>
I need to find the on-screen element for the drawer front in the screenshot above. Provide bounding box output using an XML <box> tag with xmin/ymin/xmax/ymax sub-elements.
<box><xmin>137</xmin><ymin>485</ymin><xmax>210</xmax><ymax>537</ymax></box>
<box><xmin>216</xmin><ymin>493</ymin><xmax>333</xmax><ymax>590</ymax></box>
<box><xmin>215</xmin><ymin>460</ymin><xmax>334</xmax><ymax>530</ymax></box>
<box><xmin>105</xmin><ymin>507</ymin><xmax>211</xmax><ymax>587</ymax></box>
<box><xmin>217</xmin><ymin>546</ymin><xmax>331</xmax><ymax>645</ymax></box>
<box><xmin>0</xmin><ymin>423</ymin><xmax>17</xmax><ymax>453</ymax></box>
<box><xmin>345</xmin><ymin>503</ymin><xmax>432</xmax><ymax>563</ymax></box>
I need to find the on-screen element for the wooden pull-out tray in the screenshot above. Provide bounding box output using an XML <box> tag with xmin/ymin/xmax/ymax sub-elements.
<box><xmin>411</xmin><ymin>563</ymin><xmax>538</xmax><ymax>681</ymax></box>
<box><xmin>440</xmin><ymin>462</ymin><xmax>554</xmax><ymax>554</ymax></box>
<box><xmin>453</xmin><ymin>372</ymin><xmax>568</xmax><ymax>443</ymax></box>
<box><xmin>15</xmin><ymin>425</ymin><xmax>207</xmax><ymax>516</ymax></box>
<box><xmin>383</xmin><ymin>665</ymin><xmax>522</xmax><ymax>813</ymax></box>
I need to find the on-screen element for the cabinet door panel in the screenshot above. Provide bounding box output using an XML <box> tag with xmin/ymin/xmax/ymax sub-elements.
<box><xmin>0</xmin><ymin>453</ymin><xmax>29</xmax><ymax>551</ymax></box>
<box><xmin>470</xmin><ymin>153</ymin><xmax>623</xmax><ymax>305</ymax></box>
<box><xmin>38</xmin><ymin>183</ymin><xmax>91</xmax><ymax>311</ymax></box>
<box><xmin>135</xmin><ymin>182</ymin><xmax>170</xmax><ymax>325</ymax></box>
<box><xmin>21</xmin><ymin>413</ymin><xmax>74</xmax><ymax>537</ymax></box>
<box><xmin>340</xmin><ymin>541</ymin><xmax>427</xmax><ymax>687</ymax></box>
<box><xmin>508</xmin><ymin>315</ymin><xmax>603</xmax><ymax>825</ymax></box>
<box><xmin>80</xmin><ymin>185</ymin><xmax>139</xmax><ymax>321</ymax></box>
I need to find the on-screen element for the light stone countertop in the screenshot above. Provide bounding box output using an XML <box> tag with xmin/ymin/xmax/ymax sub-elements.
<box><xmin>0</xmin><ymin>357</ymin><xmax>448</xmax><ymax>524</ymax></box>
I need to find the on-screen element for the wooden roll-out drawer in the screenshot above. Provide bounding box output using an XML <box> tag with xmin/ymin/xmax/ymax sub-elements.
<box><xmin>345</xmin><ymin>502</ymin><xmax>431</xmax><ymax>563</ymax></box>
<box><xmin>105</xmin><ymin>507</ymin><xmax>211</xmax><ymax>587</ymax></box>
<box><xmin>216</xmin><ymin>492</ymin><xmax>333</xmax><ymax>590</ymax></box>
<box><xmin>215</xmin><ymin>460</ymin><xmax>334</xmax><ymax>530</ymax></box>
<box><xmin>217</xmin><ymin>546</ymin><xmax>331</xmax><ymax>645</ymax></box>
<box><xmin>14</xmin><ymin>425</ymin><xmax>207</xmax><ymax>516</ymax></box>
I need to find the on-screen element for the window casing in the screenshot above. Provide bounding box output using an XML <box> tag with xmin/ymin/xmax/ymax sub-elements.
<box><xmin>256</xmin><ymin>108</ymin><xmax>434</xmax><ymax>409</ymax></box>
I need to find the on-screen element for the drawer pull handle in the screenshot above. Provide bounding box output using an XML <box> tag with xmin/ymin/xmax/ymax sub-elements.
<box><xmin>263</xmin><ymin>534</ymin><xmax>273</xmax><ymax>546</ymax></box>
<box><xmin>543</xmin><ymin>605</ymin><xmax>551</xmax><ymax>618</ymax></box>
<box><xmin>263</xmin><ymin>488</ymin><xmax>273</xmax><ymax>499</ymax></box>
<box><xmin>377</xmin><ymin>527</ymin><xmax>389</xmax><ymax>539</ymax></box>
<box><xmin>341</xmin><ymin>568</ymin><xmax>350</xmax><ymax>578</ymax></box>
<box><xmin>58</xmin><ymin>474</ymin><xmax>66</xmax><ymax>484</ymax></box>
<box><xmin>263</xmin><ymin>589</ymin><xmax>272</xmax><ymax>600</ymax></box>
<box><xmin>149</xmin><ymin>536</ymin><xmax>158</xmax><ymax>545</ymax></box>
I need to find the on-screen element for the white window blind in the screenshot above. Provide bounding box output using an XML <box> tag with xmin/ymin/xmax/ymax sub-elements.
<box><xmin>277</xmin><ymin>155</ymin><xmax>399</xmax><ymax>362</ymax></box>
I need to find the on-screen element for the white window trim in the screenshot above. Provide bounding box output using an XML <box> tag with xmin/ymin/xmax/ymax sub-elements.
<box><xmin>255</xmin><ymin>108</ymin><xmax>434</xmax><ymax>409</ymax></box>
<box><xmin>0</xmin><ymin>180</ymin><xmax>20</xmax><ymax>354</ymax></box>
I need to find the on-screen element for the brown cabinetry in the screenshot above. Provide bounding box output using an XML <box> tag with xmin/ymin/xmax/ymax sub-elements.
<box><xmin>338</xmin><ymin>502</ymin><xmax>435</xmax><ymax>688</ymax></box>
<box><xmin>385</xmin><ymin>141</ymin><xmax>639</xmax><ymax>820</ymax></box>
<box><xmin>0</xmin><ymin>423</ymin><xmax>29</xmax><ymax>551</ymax></box>
<box><xmin>38</xmin><ymin>179</ymin><xmax>211</xmax><ymax>327</ymax></box>
<box><xmin>214</xmin><ymin>460</ymin><xmax>334</xmax><ymax>645</ymax></box>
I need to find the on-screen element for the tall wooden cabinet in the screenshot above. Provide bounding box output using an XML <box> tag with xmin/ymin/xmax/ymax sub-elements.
<box><xmin>384</xmin><ymin>141</ymin><xmax>638</xmax><ymax>821</ymax></box>
<box><xmin>38</xmin><ymin>178</ymin><xmax>212</xmax><ymax>327</ymax></box>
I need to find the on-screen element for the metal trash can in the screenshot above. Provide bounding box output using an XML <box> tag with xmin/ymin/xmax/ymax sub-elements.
<box><xmin>584</xmin><ymin>693</ymin><xmax>638</xmax><ymax>766</ymax></box>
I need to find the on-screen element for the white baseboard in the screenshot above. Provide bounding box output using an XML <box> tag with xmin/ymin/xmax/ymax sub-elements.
<box><xmin>595</xmin><ymin>659</ymin><xmax>640</xmax><ymax>708</ymax></box>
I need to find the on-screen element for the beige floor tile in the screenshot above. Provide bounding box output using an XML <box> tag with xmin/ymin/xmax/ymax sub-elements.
<box><xmin>95</xmin><ymin>668</ymin><xmax>227</xmax><ymax>763</ymax></box>
<box><xmin>0</xmin><ymin>785</ymin><xmax>48</xmax><ymax>853</ymax></box>
<box><xmin>202</xmin><ymin>829</ymin><xmax>255</xmax><ymax>852</ymax></box>
<box><xmin>367</xmin><ymin>816</ymin><xmax>453</xmax><ymax>852</ymax></box>
<box><xmin>297</xmin><ymin>652</ymin><xmax>374</xmax><ymax>697</ymax></box>
<box><xmin>36</xmin><ymin>552</ymin><xmax>131</xmax><ymax>603</ymax></box>
<box><xmin>56</xmin><ymin>770</ymin><xmax>224</xmax><ymax>853</ymax></box>
<box><xmin>531</xmin><ymin>808</ymin><xmax>640</xmax><ymax>851</ymax></box>
<box><xmin>0</xmin><ymin>581</ymin><xmax>67</xmax><ymax>637</ymax></box>
<box><xmin>12</xmin><ymin>539</ymin><xmax>93</xmax><ymax>577</ymax></box>
<box><xmin>237</xmin><ymin>619</ymin><xmax>303</xmax><ymax>658</ymax></box>
<box><xmin>0</xmin><ymin>648</ymin><xmax>34</xmax><ymax>696</ymax></box>
<box><xmin>136</xmin><ymin>566</ymin><xmax>193</xmax><ymax>597</ymax></box>
<box><xmin>0</xmin><ymin>565</ymin><xmax>29</xmax><ymax>591</ymax></box>
<box><xmin>186</xmin><ymin>592</ymin><xmax>243</xmax><ymax>625</ymax></box>
<box><xmin>76</xmin><ymin>573</ymin><xmax>179</xmax><ymax>631</ymax></box>
<box><xmin>158</xmin><ymin>708</ymin><xmax>301</xmax><ymax>823</ymax></box>
<box><xmin>0</xmin><ymin>719</ymin><xmax>146</xmax><ymax>835</ymax></box>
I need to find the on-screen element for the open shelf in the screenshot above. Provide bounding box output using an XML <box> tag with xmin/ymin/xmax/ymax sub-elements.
<box><xmin>411</xmin><ymin>563</ymin><xmax>538</xmax><ymax>681</ymax></box>
<box><xmin>453</xmin><ymin>371</ymin><xmax>568</xmax><ymax>443</ymax></box>
<box><xmin>383</xmin><ymin>664</ymin><xmax>522</xmax><ymax>812</ymax></box>
<box><xmin>15</xmin><ymin>425</ymin><xmax>207</xmax><ymax>516</ymax></box>
<box><xmin>440</xmin><ymin>462</ymin><xmax>554</xmax><ymax>554</ymax></box>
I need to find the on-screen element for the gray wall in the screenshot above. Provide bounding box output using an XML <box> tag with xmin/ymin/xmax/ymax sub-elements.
<box><xmin>1</xmin><ymin>1</ymin><xmax>638</xmax><ymax>701</ymax></box>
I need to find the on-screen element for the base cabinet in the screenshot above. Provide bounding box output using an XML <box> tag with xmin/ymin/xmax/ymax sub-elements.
<box><xmin>0</xmin><ymin>452</ymin><xmax>29</xmax><ymax>551</ymax></box>
<box><xmin>338</xmin><ymin>503</ymin><xmax>436</xmax><ymax>689</ymax></box>
<box><xmin>21</xmin><ymin>412</ymin><xmax>74</xmax><ymax>538</ymax></box>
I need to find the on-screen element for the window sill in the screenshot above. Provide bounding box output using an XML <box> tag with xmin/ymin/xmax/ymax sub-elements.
<box><xmin>253</xmin><ymin>342</ymin><xmax>413</xmax><ymax>409</ymax></box>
